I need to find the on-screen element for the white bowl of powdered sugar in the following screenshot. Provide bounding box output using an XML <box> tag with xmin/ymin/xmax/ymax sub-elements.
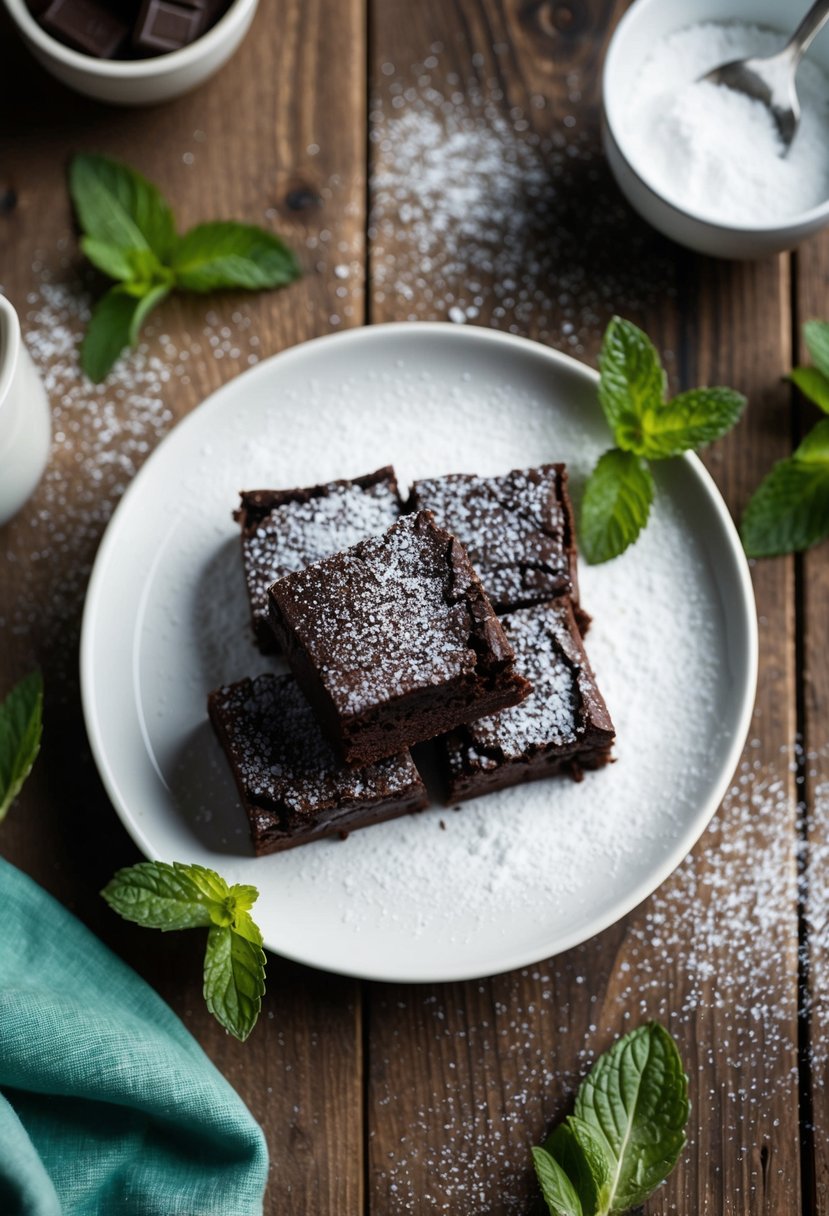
<box><xmin>602</xmin><ymin>0</ymin><xmax>829</xmax><ymax>258</ymax></box>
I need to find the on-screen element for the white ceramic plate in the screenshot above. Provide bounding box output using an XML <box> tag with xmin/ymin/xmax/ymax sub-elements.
<box><xmin>81</xmin><ymin>323</ymin><xmax>757</xmax><ymax>983</ymax></box>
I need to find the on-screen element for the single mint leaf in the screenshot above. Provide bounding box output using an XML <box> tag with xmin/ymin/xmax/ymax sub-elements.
<box><xmin>81</xmin><ymin>238</ymin><xmax>135</xmax><ymax>282</ymax></box>
<box><xmin>574</xmin><ymin>1022</ymin><xmax>689</xmax><ymax>1214</ymax></box>
<box><xmin>580</xmin><ymin>449</ymin><xmax>654</xmax><ymax>565</ymax></box>
<box><xmin>203</xmin><ymin>924</ymin><xmax>266</xmax><ymax>1041</ymax></box>
<box><xmin>637</xmin><ymin>387</ymin><xmax>746</xmax><ymax>460</ymax></box>
<box><xmin>790</xmin><ymin>366</ymin><xmax>829</xmax><ymax>414</ymax></box>
<box><xmin>741</xmin><ymin>419</ymin><xmax>829</xmax><ymax>556</ymax></box>
<box><xmin>69</xmin><ymin>154</ymin><xmax>176</xmax><ymax>262</ymax></box>
<box><xmin>0</xmin><ymin>671</ymin><xmax>43</xmax><ymax>823</ymax></box>
<box><xmin>101</xmin><ymin>860</ymin><xmax>226</xmax><ymax>931</ymax></box>
<box><xmin>804</xmin><ymin>319</ymin><xmax>829</xmax><ymax>381</ymax></box>
<box><xmin>532</xmin><ymin>1147</ymin><xmax>584</xmax><ymax>1216</ymax></box>
<box><xmin>129</xmin><ymin>283</ymin><xmax>170</xmax><ymax>345</ymax></box>
<box><xmin>81</xmin><ymin>286</ymin><xmax>143</xmax><ymax>382</ymax></box>
<box><xmin>172</xmin><ymin>221</ymin><xmax>301</xmax><ymax>293</ymax></box>
<box><xmin>546</xmin><ymin>1117</ymin><xmax>613</xmax><ymax>1216</ymax></box>
<box><xmin>598</xmin><ymin>316</ymin><xmax>666</xmax><ymax>447</ymax></box>
<box><xmin>231</xmin><ymin>908</ymin><xmax>264</xmax><ymax>946</ymax></box>
<box><xmin>545</xmin><ymin>1122</ymin><xmax>603</xmax><ymax>1216</ymax></box>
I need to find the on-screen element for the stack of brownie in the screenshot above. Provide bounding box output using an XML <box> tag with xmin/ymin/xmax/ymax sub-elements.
<box><xmin>208</xmin><ymin>464</ymin><xmax>615</xmax><ymax>856</ymax></box>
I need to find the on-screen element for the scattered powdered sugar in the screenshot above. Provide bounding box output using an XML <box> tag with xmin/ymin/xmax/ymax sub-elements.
<box><xmin>623</xmin><ymin>22</ymin><xmax>829</xmax><ymax>225</ymax></box>
<box><xmin>369</xmin><ymin>51</ymin><xmax>676</xmax><ymax>349</ymax></box>
<box><xmin>410</xmin><ymin>467</ymin><xmax>573</xmax><ymax>612</ymax></box>
<box><xmin>368</xmin><ymin>745</ymin><xmax>818</xmax><ymax>1211</ymax></box>
<box><xmin>0</xmin><ymin>258</ymin><xmax>260</xmax><ymax>677</ymax></box>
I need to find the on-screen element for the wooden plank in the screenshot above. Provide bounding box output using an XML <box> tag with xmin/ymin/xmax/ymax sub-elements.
<box><xmin>367</xmin><ymin>1</ymin><xmax>801</xmax><ymax>1211</ymax></box>
<box><xmin>794</xmin><ymin>229</ymin><xmax>829</xmax><ymax>1213</ymax></box>
<box><xmin>0</xmin><ymin>1</ymin><xmax>366</xmax><ymax>1211</ymax></box>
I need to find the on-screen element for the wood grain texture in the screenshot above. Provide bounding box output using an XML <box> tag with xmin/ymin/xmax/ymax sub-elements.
<box><xmin>794</xmin><ymin>230</ymin><xmax>829</xmax><ymax>1215</ymax></box>
<box><xmin>0</xmin><ymin>1</ymin><xmax>366</xmax><ymax>1210</ymax></box>
<box><xmin>367</xmin><ymin>1</ymin><xmax>801</xmax><ymax>1211</ymax></box>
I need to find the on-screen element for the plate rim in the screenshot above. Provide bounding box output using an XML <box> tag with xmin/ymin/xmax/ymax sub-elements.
<box><xmin>80</xmin><ymin>321</ymin><xmax>759</xmax><ymax>982</ymax></box>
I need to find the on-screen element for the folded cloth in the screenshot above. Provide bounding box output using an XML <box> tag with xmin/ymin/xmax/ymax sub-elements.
<box><xmin>0</xmin><ymin>857</ymin><xmax>268</xmax><ymax>1216</ymax></box>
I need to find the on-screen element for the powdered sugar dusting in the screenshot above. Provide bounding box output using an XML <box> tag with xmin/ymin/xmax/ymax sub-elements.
<box><xmin>209</xmin><ymin>673</ymin><xmax>424</xmax><ymax>833</ymax></box>
<box><xmin>272</xmin><ymin>511</ymin><xmax>507</xmax><ymax>718</ymax></box>
<box><xmin>369</xmin><ymin>51</ymin><xmax>675</xmax><ymax>349</ymax></box>
<box><xmin>240</xmin><ymin>473</ymin><xmax>401</xmax><ymax>641</ymax></box>
<box><xmin>410</xmin><ymin>467</ymin><xmax>574</xmax><ymax>611</ymax></box>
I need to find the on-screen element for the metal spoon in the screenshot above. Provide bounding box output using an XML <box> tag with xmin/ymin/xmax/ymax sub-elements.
<box><xmin>702</xmin><ymin>0</ymin><xmax>829</xmax><ymax>151</ymax></box>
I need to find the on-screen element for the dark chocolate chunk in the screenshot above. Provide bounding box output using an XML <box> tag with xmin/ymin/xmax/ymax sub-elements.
<box><xmin>437</xmin><ymin>600</ymin><xmax>615</xmax><ymax>803</ymax></box>
<box><xmin>408</xmin><ymin>465</ymin><xmax>585</xmax><ymax>623</ymax></box>
<box><xmin>40</xmin><ymin>0</ymin><xmax>129</xmax><ymax>57</ymax></box>
<box><xmin>268</xmin><ymin>511</ymin><xmax>531</xmax><ymax>767</ymax></box>
<box><xmin>236</xmin><ymin>466</ymin><xmax>402</xmax><ymax>653</ymax></box>
<box><xmin>208</xmin><ymin>673</ymin><xmax>428</xmax><ymax>855</ymax></box>
<box><xmin>134</xmin><ymin>0</ymin><xmax>204</xmax><ymax>51</ymax></box>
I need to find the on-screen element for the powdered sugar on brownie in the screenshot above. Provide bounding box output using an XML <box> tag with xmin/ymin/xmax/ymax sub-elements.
<box><xmin>409</xmin><ymin>466</ymin><xmax>576</xmax><ymax>612</ymax></box>
<box><xmin>241</xmin><ymin>474</ymin><xmax>401</xmax><ymax>639</ymax></box>
<box><xmin>210</xmin><ymin>673</ymin><xmax>423</xmax><ymax>826</ymax></box>
<box><xmin>270</xmin><ymin>512</ymin><xmax>515</xmax><ymax>718</ymax></box>
<box><xmin>448</xmin><ymin>601</ymin><xmax>612</xmax><ymax>764</ymax></box>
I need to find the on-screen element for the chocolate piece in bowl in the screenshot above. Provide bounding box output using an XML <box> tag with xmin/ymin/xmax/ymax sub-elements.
<box><xmin>236</xmin><ymin>466</ymin><xmax>402</xmax><ymax>652</ymax></box>
<box><xmin>134</xmin><ymin>0</ymin><xmax>205</xmax><ymax>52</ymax></box>
<box><xmin>208</xmin><ymin>673</ymin><xmax>428</xmax><ymax>855</ymax></box>
<box><xmin>437</xmin><ymin>600</ymin><xmax>615</xmax><ymax>804</ymax></box>
<box><xmin>268</xmin><ymin>511</ymin><xmax>531</xmax><ymax>767</ymax></box>
<box><xmin>40</xmin><ymin>0</ymin><xmax>130</xmax><ymax>57</ymax></box>
<box><xmin>408</xmin><ymin>465</ymin><xmax>585</xmax><ymax>623</ymax></box>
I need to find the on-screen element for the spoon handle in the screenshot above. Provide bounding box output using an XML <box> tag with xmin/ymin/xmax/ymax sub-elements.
<box><xmin>786</xmin><ymin>0</ymin><xmax>829</xmax><ymax>64</ymax></box>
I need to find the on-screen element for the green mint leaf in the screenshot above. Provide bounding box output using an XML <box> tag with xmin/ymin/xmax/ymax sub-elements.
<box><xmin>741</xmin><ymin>418</ymin><xmax>829</xmax><ymax>556</ymax></box>
<box><xmin>598</xmin><ymin>316</ymin><xmax>666</xmax><ymax>447</ymax></box>
<box><xmin>790</xmin><ymin>366</ymin><xmax>829</xmax><ymax>414</ymax></box>
<box><xmin>129</xmin><ymin>283</ymin><xmax>170</xmax><ymax>345</ymax></box>
<box><xmin>203</xmin><ymin>924</ymin><xmax>266</xmax><ymax>1042</ymax></box>
<box><xmin>81</xmin><ymin>286</ymin><xmax>143</xmax><ymax>382</ymax></box>
<box><xmin>574</xmin><ymin>1022</ymin><xmax>689</xmax><ymax>1214</ymax></box>
<box><xmin>636</xmin><ymin>387</ymin><xmax>746</xmax><ymax>460</ymax></box>
<box><xmin>81</xmin><ymin>238</ymin><xmax>136</xmax><ymax>282</ymax></box>
<box><xmin>0</xmin><ymin>672</ymin><xmax>43</xmax><ymax>823</ymax></box>
<box><xmin>545</xmin><ymin>1118</ymin><xmax>613</xmax><ymax>1216</ymax></box>
<box><xmin>69</xmin><ymin>154</ymin><xmax>176</xmax><ymax>262</ymax></box>
<box><xmin>231</xmin><ymin>908</ymin><xmax>264</xmax><ymax>946</ymax></box>
<box><xmin>532</xmin><ymin>1147</ymin><xmax>584</xmax><ymax>1216</ymax></box>
<box><xmin>172</xmin><ymin>221</ymin><xmax>301</xmax><ymax>293</ymax></box>
<box><xmin>804</xmin><ymin>319</ymin><xmax>829</xmax><ymax>381</ymax></box>
<box><xmin>101</xmin><ymin>860</ymin><xmax>227</xmax><ymax>931</ymax></box>
<box><xmin>580</xmin><ymin>449</ymin><xmax>654</xmax><ymax>565</ymax></box>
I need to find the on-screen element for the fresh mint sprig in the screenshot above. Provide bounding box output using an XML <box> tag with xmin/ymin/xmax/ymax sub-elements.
<box><xmin>102</xmin><ymin>860</ymin><xmax>266</xmax><ymax>1041</ymax></box>
<box><xmin>69</xmin><ymin>154</ymin><xmax>301</xmax><ymax>383</ymax></box>
<box><xmin>742</xmin><ymin>320</ymin><xmax>829</xmax><ymax>557</ymax></box>
<box><xmin>532</xmin><ymin>1021</ymin><xmax>689</xmax><ymax>1216</ymax></box>
<box><xmin>582</xmin><ymin>317</ymin><xmax>746</xmax><ymax>563</ymax></box>
<box><xmin>0</xmin><ymin>671</ymin><xmax>43</xmax><ymax>823</ymax></box>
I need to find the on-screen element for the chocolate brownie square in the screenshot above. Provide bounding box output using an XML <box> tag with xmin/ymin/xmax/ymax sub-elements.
<box><xmin>236</xmin><ymin>466</ymin><xmax>402</xmax><ymax>651</ymax></box>
<box><xmin>208</xmin><ymin>673</ymin><xmax>428</xmax><ymax>855</ymax></box>
<box><xmin>408</xmin><ymin>465</ymin><xmax>584</xmax><ymax>620</ymax></box>
<box><xmin>437</xmin><ymin>600</ymin><xmax>614</xmax><ymax>803</ymax></box>
<box><xmin>268</xmin><ymin>511</ymin><xmax>531</xmax><ymax>767</ymax></box>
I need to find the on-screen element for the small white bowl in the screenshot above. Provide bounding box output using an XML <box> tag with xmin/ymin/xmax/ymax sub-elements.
<box><xmin>1</xmin><ymin>0</ymin><xmax>258</xmax><ymax>106</ymax></box>
<box><xmin>602</xmin><ymin>0</ymin><xmax>829</xmax><ymax>258</ymax></box>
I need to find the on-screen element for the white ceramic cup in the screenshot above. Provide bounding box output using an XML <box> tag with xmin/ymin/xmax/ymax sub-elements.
<box><xmin>0</xmin><ymin>296</ymin><xmax>51</xmax><ymax>527</ymax></box>
<box><xmin>602</xmin><ymin>0</ymin><xmax>829</xmax><ymax>258</ymax></box>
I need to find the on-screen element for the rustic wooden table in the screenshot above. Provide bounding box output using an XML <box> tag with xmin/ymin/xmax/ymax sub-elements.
<box><xmin>1</xmin><ymin>0</ymin><xmax>826</xmax><ymax>1211</ymax></box>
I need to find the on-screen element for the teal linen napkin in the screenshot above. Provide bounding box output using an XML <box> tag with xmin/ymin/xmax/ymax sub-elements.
<box><xmin>0</xmin><ymin>857</ymin><xmax>268</xmax><ymax>1216</ymax></box>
